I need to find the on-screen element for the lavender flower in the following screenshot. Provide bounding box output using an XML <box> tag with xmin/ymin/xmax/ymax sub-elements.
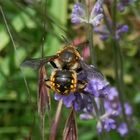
<box><xmin>124</xmin><ymin>103</ymin><xmax>133</xmax><ymax>116</ymax></box>
<box><xmin>85</xmin><ymin>77</ymin><xmax>109</xmax><ymax>97</ymax></box>
<box><xmin>89</xmin><ymin>0</ymin><xmax>104</xmax><ymax>26</ymax></box>
<box><xmin>71</xmin><ymin>0</ymin><xmax>103</xmax><ymax>27</ymax></box>
<box><xmin>94</xmin><ymin>24</ymin><xmax>129</xmax><ymax>40</ymax></box>
<box><xmin>80</xmin><ymin>113</ymin><xmax>93</xmax><ymax>120</ymax></box>
<box><xmin>53</xmin><ymin>62</ymin><xmax>132</xmax><ymax>136</ymax></box>
<box><xmin>104</xmin><ymin>87</ymin><xmax>133</xmax><ymax>117</ymax></box>
<box><xmin>104</xmin><ymin>100</ymin><xmax>121</xmax><ymax>116</ymax></box>
<box><xmin>54</xmin><ymin>93</ymin><xmax>75</xmax><ymax>108</ymax></box>
<box><xmin>104</xmin><ymin>87</ymin><xmax>122</xmax><ymax>116</ymax></box>
<box><xmin>97</xmin><ymin>118</ymin><xmax>116</xmax><ymax>132</ymax></box>
<box><xmin>117</xmin><ymin>0</ymin><xmax>134</xmax><ymax>12</ymax></box>
<box><xmin>117</xmin><ymin>123</ymin><xmax>128</xmax><ymax>136</ymax></box>
<box><xmin>71</xmin><ymin>3</ymin><xmax>87</xmax><ymax>24</ymax></box>
<box><xmin>116</xmin><ymin>25</ymin><xmax>129</xmax><ymax>39</ymax></box>
<box><xmin>55</xmin><ymin>92</ymin><xmax>95</xmax><ymax>112</ymax></box>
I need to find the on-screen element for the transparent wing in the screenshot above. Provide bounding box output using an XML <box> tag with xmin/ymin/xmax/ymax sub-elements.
<box><xmin>21</xmin><ymin>55</ymin><xmax>57</xmax><ymax>69</ymax></box>
<box><xmin>79</xmin><ymin>60</ymin><xmax>104</xmax><ymax>81</ymax></box>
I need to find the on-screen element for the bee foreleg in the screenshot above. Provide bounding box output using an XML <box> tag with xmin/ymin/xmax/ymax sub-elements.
<box><xmin>45</xmin><ymin>79</ymin><xmax>51</xmax><ymax>89</ymax></box>
<box><xmin>77</xmin><ymin>80</ymin><xmax>87</xmax><ymax>91</ymax></box>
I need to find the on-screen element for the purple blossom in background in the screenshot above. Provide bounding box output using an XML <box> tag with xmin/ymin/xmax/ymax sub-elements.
<box><xmin>89</xmin><ymin>0</ymin><xmax>104</xmax><ymax>26</ymax></box>
<box><xmin>118</xmin><ymin>0</ymin><xmax>134</xmax><ymax>12</ymax></box>
<box><xmin>94</xmin><ymin>24</ymin><xmax>129</xmax><ymax>40</ymax></box>
<box><xmin>124</xmin><ymin>103</ymin><xmax>133</xmax><ymax>116</ymax></box>
<box><xmin>117</xmin><ymin>123</ymin><xmax>128</xmax><ymax>136</ymax></box>
<box><xmin>80</xmin><ymin>113</ymin><xmax>93</xmax><ymax>120</ymax></box>
<box><xmin>97</xmin><ymin>118</ymin><xmax>116</xmax><ymax>132</ymax></box>
<box><xmin>71</xmin><ymin>0</ymin><xmax>103</xmax><ymax>27</ymax></box>
<box><xmin>116</xmin><ymin>25</ymin><xmax>129</xmax><ymax>39</ymax></box>
<box><xmin>107</xmin><ymin>87</ymin><xmax>118</xmax><ymax>101</ymax></box>
<box><xmin>104</xmin><ymin>99</ymin><xmax>121</xmax><ymax>116</ymax></box>
<box><xmin>71</xmin><ymin>3</ymin><xmax>87</xmax><ymax>24</ymax></box>
<box><xmin>104</xmin><ymin>87</ymin><xmax>122</xmax><ymax>116</ymax></box>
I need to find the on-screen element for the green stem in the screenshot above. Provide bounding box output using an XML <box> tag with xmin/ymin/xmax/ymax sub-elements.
<box><xmin>112</xmin><ymin>0</ymin><xmax>129</xmax><ymax>129</ymax></box>
<box><xmin>87</xmin><ymin>24</ymin><xmax>96</xmax><ymax>65</ymax></box>
<box><xmin>40</xmin><ymin>115</ymin><xmax>45</xmax><ymax>140</ymax></box>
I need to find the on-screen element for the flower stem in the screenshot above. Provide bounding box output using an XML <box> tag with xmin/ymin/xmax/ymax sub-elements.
<box><xmin>87</xmin><ymin>24</ymin><xmax>96</xmax><ymax>66</ymax></box>
<box><xmin>112</xmin><ymin>0</ymin><xmax>129</xmax><ymax>129</ymax></box>
<box><xmin>49</xmin><ymin>100</ymin><xmax>63</xmax><ymax>140</ymax></box>
<box><xmin>40</xmin><ymin>115</ymin><xmax>45</xmax><ymax>140</ymax></box>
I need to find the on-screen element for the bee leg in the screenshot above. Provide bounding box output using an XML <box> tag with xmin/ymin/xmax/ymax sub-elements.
<box><xmin>77</xmin><ymin>80</ymin><xmax>87</xmax><ymax>91</ymax></box>
<box><xmin>45</xmin><ymin>79</ymin><xmax>51</xmax><ymax>89</ymax></box>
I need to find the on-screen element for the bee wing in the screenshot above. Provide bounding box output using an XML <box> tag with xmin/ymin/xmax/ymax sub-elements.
<box><xmin>21</xmin><ymin>55</ymin><xmax>57</xmax><ymax>69</ymax></box>
<box><xmin>79</xmin><ymin>60</ymin><xmax>104</xmax><ymax>81</ymax></box>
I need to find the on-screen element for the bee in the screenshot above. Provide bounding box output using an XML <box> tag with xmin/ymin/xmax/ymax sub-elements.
<box><xmin>21</xmin><ymin>45</ymin><xmax>82</xmax><ymax>71</ymax></box>
<box><xmin>21</xmin><ymin>45</ymin><xmax>103</xmax><ymax>95</ymax></box>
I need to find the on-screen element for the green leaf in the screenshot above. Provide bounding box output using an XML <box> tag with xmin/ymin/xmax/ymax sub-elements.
<box><xmin>11</xmin><ymin>13</ymin><xmax>25</xmax><ymax>32</ymax></box>
<box><xmin>0</xmin><ymin>27</ymin><xmax>10</xmax><ymax>51</ymax></box>
<box><xmin>133</xmin><ymin>92</ymin><xmax>140</xmax><ymax>103</ymax></box>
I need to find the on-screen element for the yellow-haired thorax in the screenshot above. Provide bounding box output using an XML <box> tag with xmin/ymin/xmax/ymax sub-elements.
<box><xmin>54</xmin><ymin>45</ymin><xmax>82</xmax><ymax>71</ymax></box>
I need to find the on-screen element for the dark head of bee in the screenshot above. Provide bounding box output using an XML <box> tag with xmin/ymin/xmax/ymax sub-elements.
<box><xmin>50</xmin><ymin>69</ymin><xmax>77</xmax><ymax>95</ymax></box>
<box><xmin>57</xmin><ymin>46</ymin><xmax>82</xmax><ymax>70</ymax></box>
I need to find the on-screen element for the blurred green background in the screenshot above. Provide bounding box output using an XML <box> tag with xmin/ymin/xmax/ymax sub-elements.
<box><xmin>0</xmin><ymin>0</ymin><xmax>140</xmax><ymax>140</ymax></box>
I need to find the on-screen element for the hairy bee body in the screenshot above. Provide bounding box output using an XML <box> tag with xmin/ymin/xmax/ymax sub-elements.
<box><xmin>50</xmin><ymin>45</ymin><xmax>82</xmax><ymax>71</ymax></box>
<box><xmin>21</xmin><ymin>45</ymin><xmax>103</xmax><ymax>95</ymax></box>
<box><xmin>48</xmin><ymin>69</ymin><xmax>77</xmax><ymax>95</ymax></box>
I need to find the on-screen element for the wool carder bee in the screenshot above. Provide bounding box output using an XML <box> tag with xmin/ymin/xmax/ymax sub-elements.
<box><xmin>21</xmin><ymin>45</ymin><xmax>103</xmax><ymax>95</ymax></box>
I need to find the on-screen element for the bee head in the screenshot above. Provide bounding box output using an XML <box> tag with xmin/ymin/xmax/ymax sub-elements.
<box><xmin>59</xmin><ymin>46</ymin><xmax>81</xmax><ymax>63</ymax></box>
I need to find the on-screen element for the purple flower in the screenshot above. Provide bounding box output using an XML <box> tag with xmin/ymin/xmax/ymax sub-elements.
<box><xmin>85</xmin><ymin>78</ymin><xmax>109</xmax><ymax>97</ymax></box>
<box><xmin>117</xmin><ymin>0</ymin><xmax>134</xmax><ymax>12</ymax></box>
<box><xmin>71</xmin><ymin>0</ymin><xmax>103</xmax><ymax>27</ymax></box>
<box><xmin>80</xmin><ymin>113</ymin><xmax>93</xmax><ymax>120</ymax></box>
<box><xmin>116</xmin><ymin>25</ymin><xmax>129</xmax><ymax>39</ymax></box>
<box><xmin>54</xmin><ymin>93</ymin><xmax>75</xmax><ymax>108</ymax></box>
<box><xmin>54</xmin><ymin>92</ymin><xmax>95</xmax><ymax>113</ymax></box>
<box><xmin>71</xmin><ymin>3</ymin><xmax>87</xmax><ymax>24</ymax></box>
<box><xmin>97</xmin><ymin>118</ymin><xmax>116</xmax><ymax>132</ymax></box>
<box><xmin>104</xmin><ymin>100</ymin><xmax>121</xmax><ymax>116</ymax></box>
<box><xmin>94</xmin><ymin>24</ymin><xmax>129</xmax><ymax>40</ymax></box>
<box><xmin>117</xmin><ymin>123</ymin><xmax>128</xmax><ymax>136</ymax></box>
<box><xmin>124</xmin><ymin>103</ymin><xmax>133</xmax><ymax>116</ymax></box>
<box><xmin>107</xmin><ymin>87</ymin><xmax>118</xmax><ymax>101</ymax></box>
<box><xmin>89</xmin><ymin>0</ymin><xmax>104</xmax><ymax>26</ymax></box>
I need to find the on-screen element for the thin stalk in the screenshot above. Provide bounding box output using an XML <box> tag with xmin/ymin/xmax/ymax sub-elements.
<box><xmin>49</xmin><ymin>100</ymin><xmax>63</xmax><ymax>140</ymax></box>
<box><xmin>0</xmin><ymin>5</ymin><xmax>32</xmax><ymax>111</ymax></box>
<box><xmin>40</xmin><ymin>0</ymin><xmax>47</xmax><ymax>58</ymax></box>
<box><xmin>39</xmin><ymin>2</ymin><xmax>48</xmax><ymax>139</ymax></box>
<box><xmin>87</xmin><ymin>24</ymin><xmax>96</xmax><ymax>65</ymax></box>
<box><xmin>92</xmin><ymin>98</ymin><xmax>99</xmax><ymax>117</ymax></box>
<box><xmin>86</xmin><ymin>17</ymin><xmax>99</xmax><ymax>122</ymax></box>
<box><xmin>111</xmin><ymin>0</ymin><xmax>129</xmax><ymax>128</ymax></box>
<box><xmin>40</xmin><ymin>115</ymin><xmax>45</xmax><ymax>140</ymax></box>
